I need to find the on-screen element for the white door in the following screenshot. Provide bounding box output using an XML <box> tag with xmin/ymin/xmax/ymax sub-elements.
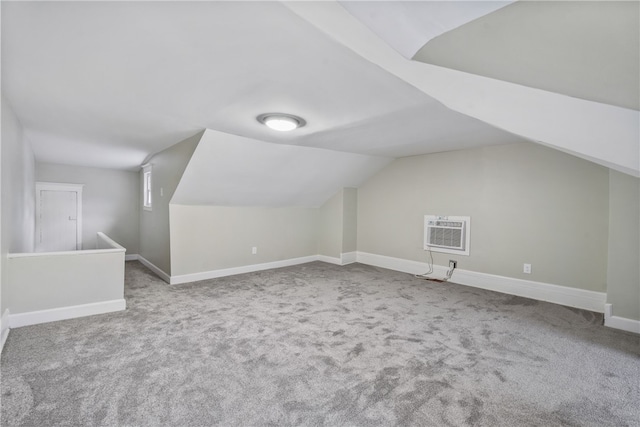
<box><xmin>36</xmin><ymin>183</ymin><xmax>83</xmax><ymax>252</ymax></box>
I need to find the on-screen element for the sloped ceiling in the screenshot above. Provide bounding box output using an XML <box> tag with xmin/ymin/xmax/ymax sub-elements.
<box><xmin>284</xmin><ymin>1</ymin><xmax>639</xmax><ymax>177</ymax></box>
<box><xmin>1</xmin><ymin>1</ymin><xmax>523</xmax><ymax>172</ymax></box>
<box><xmin>413</xmin><ymin>0</ymin><xmax>640</xmax><ymax>111</ymax></box>
<box><xmin>2</xmin><ymin>1</ymin><xmax>637</xmax><ymax>179</ymax></box>
<box><xmin>339</xmin><ymin>1</ymin><xmax>515</xmax><ymax>59</ymax></box>
<box><xmin>172</xmin><ymin>130</ymin><xmax>391</xmax><ymax>207</ymax></box>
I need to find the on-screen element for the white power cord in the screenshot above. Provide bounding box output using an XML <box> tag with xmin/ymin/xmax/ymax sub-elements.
<box><xmin>415</xmin><ymin>248</ymin><xmax>457</xmax><ymax>282</ymax></box>
<box><xmin>414</xmin><ymin>247</ymin><xmax>434</xmax><ymax>279</ymax></box>
<box><xmin>444</xmin><ymin>264</ymin><xmax>455</xmax><ymax>281</ymax></box>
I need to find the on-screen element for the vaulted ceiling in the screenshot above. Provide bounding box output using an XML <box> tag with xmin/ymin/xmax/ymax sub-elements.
<box><xmin>172</xmin><ymin>130</ymin><xmax>391</xmax><ymax>207</ymax></box>
<box><xmin>413</xmin><ymin>0</ymin><xmax>639</xmax><ymax>110</ymax></box>
<box><xmin>2</xmin><ymin>1</ymin><xmax>638</xmax><ymax>177</ymax></box>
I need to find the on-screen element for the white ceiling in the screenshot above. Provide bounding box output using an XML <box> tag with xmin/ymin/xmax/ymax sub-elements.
<box><xmin>1</xmin><ymin>1</ymin><xmax>525</xmax><ymax>171</ymax></box>
<box><xmin>172</xmin><ymin>130</ymin><xmax>391</xmax><ymax>207</ymax></box>
<box><xmin>339</xmin><ymin>1</ymin><xmax>514</xmax><ymax>59</ymax></box>
<box><xmin>413</xmin><ymin>0</ymin><xmax>640</xmax><ymax>111</ymax></box>
<box><xmin>282</xmin><ymin>1</ymin><xmax>638</xmax><ymax>177</ymax></box>
<box><xmin>3</xmin><ymin>1</ymin><xmax>637</xmax><ymax>178</ymax></box>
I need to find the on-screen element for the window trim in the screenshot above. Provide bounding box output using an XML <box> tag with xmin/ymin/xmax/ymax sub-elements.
<box><xmin>143</xmin><ymin>164</ymin><xmax>152</xmax><ymax>211</ymax></box>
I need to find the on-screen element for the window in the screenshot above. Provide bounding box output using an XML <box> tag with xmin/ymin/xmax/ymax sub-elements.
<box><xmin>143</xmin><ymin>164</ymin><xmax>152</xmax><ymax>210</ymax></box>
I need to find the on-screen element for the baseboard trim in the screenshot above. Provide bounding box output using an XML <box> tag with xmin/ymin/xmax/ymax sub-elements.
<box><xmin>341</xmin><ymin>251</ymin><xmax>357</xmax><ymax>265</ymax></box>
<box><xmin>137</xmin><ymin>255</ymin><xmax>171</xmax><ymax>283</ymax></box>
<box><xmin>357</xmin><ymin>251</ymin><xmax>434</xmax><ymax>275</ymax></box>
<box><xmin>356</xmin><ymin>252</ymin><xmax>606</xmax><ymax>313</ymax></box>
<box><xmin>317</xmin><ymin>255</ymin><xmax>342</xmax><ymax>265</ymax></box>
<box><xmin>9</xmin><ymin>299</ymin><xmax>126</xmax><ymax>328</ymax></box>
<box><xmin>173</xmin><ymin>252</ymin><xmax>359</xmax><ymax>284</ymax></box>
<box><xmin>125</xmin><ymin>254</ymin><xmax>139</xmax><ymax>261</ymax></box>
<box><xmin>1</xmin><ymin>309</ymin><xmax>10</xmax><ymax>353</ymax></box>
<box><xmin>604</xmin><ymin>304</ymin><xmax>640</xmax><ymax>334</ymax></box>
<box><xmin>317</xmin><ymin>252</ymin><xmax>357</xmax><ymax>266</ymax></box>
<box><xmin>171</xmin><ymin>255</ymin><xmax>320</xmax><ymax>285</ymax></box>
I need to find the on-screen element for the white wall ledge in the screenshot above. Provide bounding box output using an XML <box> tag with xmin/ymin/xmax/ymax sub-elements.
<box><xmin>9</xmin><ymin>231</ymin><xmax>126</xmax><ymax>258</ymax></box>
<box><xmin>8</xmin><ymin>248</ymin><xmax>125</xmax><ymax>258</ymax></box>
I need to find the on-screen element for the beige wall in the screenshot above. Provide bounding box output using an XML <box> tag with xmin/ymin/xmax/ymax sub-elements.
<box><xmin>169</xmin><ymin>205</ymin><xmax>318</xmax><ymax>276</ymax></box>
<box><xmin>36</xmin><ymin>163</ymin><xmax>140</xmax><ymax>253</ymax></box>
<box><xmin>318</xmin><ymin>190</ymin><xmax>343</xmax><ymax>258</ymax></box>
<box><xmin>171</xmin><ymin>187</ymin><xmax>355</xmax><ymax>276</ymax></box>
<box><xmin>358</xmin><ymin>142</ymin><xmax>609</xmax><ymax>292</ymax></box>
<box><xmin>139</xmin><ymin>133</ymin><xmax>201</xmax><ymax>275</ymax></box>
<box><xmin>317</xmin><ymin>187</ymin><xmax>358</xmax><ymax>259</ymax></box>
<box><xmin>8</xmin><ymin>251</ymin><xmax>124</xmax><ymax>314</ymax></box>
<box><xmin>607</xmin><ymin>171</ymin><xmax>640</xmax><ymax>320</ymax></box>
<box><xmin>342</xmin><ymin>188</ymin><xmax>357</xmax><ymax>253</ymax></box>
<box><xmin>1</xmin><ymin>96</ymin><xmax>36</xmax><ymax>315</ymax></box>
<box><xmin>1</xmin><ymin>97</ymin><xmax>35</xmax><ymax>254</ymax></box>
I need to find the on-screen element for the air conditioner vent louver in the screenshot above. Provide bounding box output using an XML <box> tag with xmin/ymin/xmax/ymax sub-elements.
<box><xmin>424</xmin><ymin>215</ymin><xmax>470</xmax><ymax>256</ymax></box>
<box><xmin>429</xmin><ymin>226</ymin><xmax>463</xmax><ymax>249</ymax></box>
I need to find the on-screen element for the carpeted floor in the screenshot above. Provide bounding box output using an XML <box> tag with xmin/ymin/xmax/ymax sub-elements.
<box><xmin>1</xmin><ymin>261</ymin><xmax>639</xmax><ymax>426</ymax></box>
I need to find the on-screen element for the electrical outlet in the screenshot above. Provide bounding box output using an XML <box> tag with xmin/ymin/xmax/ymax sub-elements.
<box><xmin>523</xmin><ymin>263</ymin><xmax>531</xmax><ymax>274</ymax></box>
<box><xmin>252</xmin><ymin>247</ymin><xmax>257</xmax><ymax>255</ymax></box>
<box><xmin>449</xmin><ymin>260</ymin><xmax>457</xmax><ymax>269</ymax></box>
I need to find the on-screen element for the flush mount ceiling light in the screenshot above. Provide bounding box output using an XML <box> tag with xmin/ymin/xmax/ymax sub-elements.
<box><xmin>257</xmin><ymin>113</ymin><xmax>306</xmax><ymax>132</ymax></box>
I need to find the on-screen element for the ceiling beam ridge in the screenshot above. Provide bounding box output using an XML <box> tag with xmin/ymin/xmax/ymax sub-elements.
<box><xmin>298</xmin><ymin>104</ymin><xmax>441</xmax><ymax>143</ymax></box>
<box><xmin>418</xmin><ymin>63</ymin><xmax>640</xmax><ymax>177</ymax></box>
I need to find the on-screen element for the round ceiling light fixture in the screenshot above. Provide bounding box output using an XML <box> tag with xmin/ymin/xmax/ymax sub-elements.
<box><xmin>257</xmin><ymin>113</ymin><xmax>306</xmax><ymax>132</ymax></box>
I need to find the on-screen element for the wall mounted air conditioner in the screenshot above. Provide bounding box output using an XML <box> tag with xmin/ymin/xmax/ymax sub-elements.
<box><xmin>424</xmin><ymin>215</ymin><xmax>470</xmax><ymax>256</ymax></box>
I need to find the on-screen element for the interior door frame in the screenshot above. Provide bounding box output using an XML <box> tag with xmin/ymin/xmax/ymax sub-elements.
<box><xmin>35</xmin><ymin>182</ymin><xmax>84</xmax><ymax>251</ymax></box>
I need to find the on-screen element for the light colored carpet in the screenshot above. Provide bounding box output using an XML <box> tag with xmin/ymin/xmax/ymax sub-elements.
<box><xmin>1</xmin><ymin>261</ymin><xmax>639</xmax><ymax>426</ymax></box>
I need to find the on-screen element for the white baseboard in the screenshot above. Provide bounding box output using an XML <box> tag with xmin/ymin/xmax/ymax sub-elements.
<box><xmin>9</xmin><ymin>299</ymin><xmax>126</xmax><ymax>328</ymax></box>
<box><xmin>125</xmin><ymin>254</ymin><xmax>139</xmax><ymax>261</ymax></box>
<box><xmin>1</xmin><ymin>309</ymin><xmax>10</xmax><ymax>353</ymax></box>
<box><xmin>318</xmin><ymin>252</ymin><xmax>357</xmax><ymax>266</ymax></box>
<box><xmin>137</xmin><ymin>255</ymin><xmax>171</xmax><ymax>283</ymax></box>
<box><xmin>170</xmin><ymin>255</ymin><xmax>320</xmax><ymax>285</ymax></box>
<box><xmin>356</xmin><ymin>252</ymin><xmax>606</xmax><ymax>313</ymax></box>
<box><xmin>172</xmin><ymin>252</ymin><xmax>355</xmax><ymax>284</ymax></box>
<box><xmin>357</xmin><ymin>251</ymin><xmax>436</xmax><ymax>275</ymax></box>
<box><xmin>341</xmin><ymin>251</ymin><xmax>357</xmax><ymax>265</ymax></box>
<box><xmin>317</xmin><ymin>255</ymin><xmax>342</xmax><ymax>265</ymax></box>
<box><xmin>604</xmin><ymin>304</ymin><xmax>640</xmax><ymax>334</ymax></box>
